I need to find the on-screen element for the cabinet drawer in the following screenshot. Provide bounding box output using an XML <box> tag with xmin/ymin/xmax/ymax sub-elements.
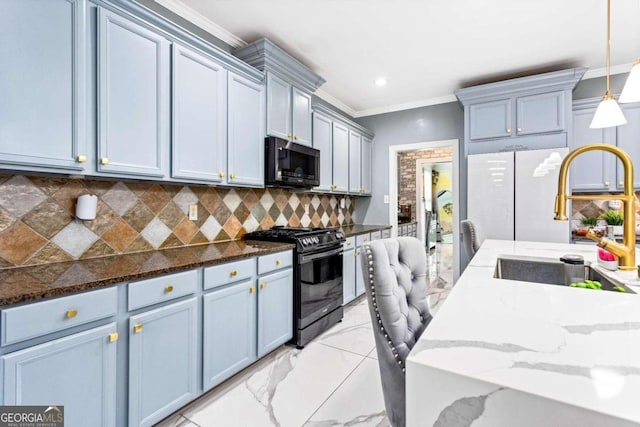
<box><xmin>356</xmin><ymin>233</ymin><xmax>371</xmax><ymax>247</ymax></box>
<box><xmin>343</xmin><ymin>236</ymin><xmax>356</xmax><ymax>251</ymax></box>
<box><xmin>204</xmin><ymin>258</ymin><xmax>255</xmax><ymax>290</ymax></box>
<box><xmin>258</xmin><ymin>251</ymin><xmax>293</xmax><ymax>275</ymax></box>
<box><xmin>1</xmin><ymin>287</ymin><xmax>118</xmax><ymax>346</ymax></box>
<box><xmin>370</xmin><ymin>230</ymin><xmax>382</xmax><ymax>240</ymax></box>
<box><xmin>128</xmin><ymin>270</ymin><xmax>198</xmax><ymax>311</ymax></box>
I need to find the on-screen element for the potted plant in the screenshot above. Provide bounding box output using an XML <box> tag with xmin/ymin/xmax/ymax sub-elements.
<box><xmin>576</xmin><ymin>216</ymin><xmax>598</xmax><ymax>236</ymax></box>
<box><xmin>601</xmin><ymin>210</ymin><xmax>624</xmax><ymax>236</ymax></box>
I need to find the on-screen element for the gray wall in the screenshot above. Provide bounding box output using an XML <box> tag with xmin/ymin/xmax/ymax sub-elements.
<box><xmin>573</xmin><ymin>73</ymin><xmax>629</xmax><ymax>100</ymax></box>
<box><xmin>354</xmin><ymin>102</ymin><xmax>464</xmax><ymax>225</ymax></box>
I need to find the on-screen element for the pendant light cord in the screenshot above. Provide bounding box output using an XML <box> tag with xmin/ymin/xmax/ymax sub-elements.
<box><xmin>606</xmin><ymin>0</ymin><xmax>612</xmax><ymax>97</ymax></box>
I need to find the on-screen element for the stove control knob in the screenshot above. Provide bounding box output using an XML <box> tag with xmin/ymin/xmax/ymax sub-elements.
<box><xmin>314</xmin><ymin>237</ymin><xmax>319</xmax><ymax>243</ymax></box>
<box><xmin>302</xmin><ymin>238</ymin><xmax>309</xmax><ymax>245</ymax></box>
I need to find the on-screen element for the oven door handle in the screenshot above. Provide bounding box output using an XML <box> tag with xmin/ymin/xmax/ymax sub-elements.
<box><xmin>300</xmin><ymin>247</ymin><xmax>343</xmax><ymax>263</ymax></box>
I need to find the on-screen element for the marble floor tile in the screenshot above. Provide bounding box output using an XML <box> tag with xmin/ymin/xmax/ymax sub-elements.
<box><xmin>183</xmin><ymin>342</ymin><xmax>363</xmax><ymax>427</ymax></box>
<box><xmin>314</xmin><ymin>298</ymin><xmax>375</xmax><ymax>357</ymax></box>
<box><xmin>304</xmin><ymin>358</ymin><xmax>389</xmax><ymax>427</ymax></box>
<box><xmin>367</xmin><ymin>347</ymin><xmax>378</xmax><ymax>360</ymax></box>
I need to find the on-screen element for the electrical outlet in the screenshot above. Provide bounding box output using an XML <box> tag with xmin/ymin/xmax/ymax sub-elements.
<box><xmin>304</xmin><ymin>204</ymin><xmax>309</xmax><ymax>215</ymax></box>
<box><xmin>340</xmin><ymin>198</ymin><xmax>346</xmax><ymax>209</ymax></box>
<box><xmin>188</xmin><ymin>204</ymin><xmax>198</xmax><ymax>221</ymax></box>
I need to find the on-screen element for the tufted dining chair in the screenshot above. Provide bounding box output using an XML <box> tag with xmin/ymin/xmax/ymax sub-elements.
<box><xmin>460</xmin><ymin>219</ymin><xmax>481</xmax><ymax>260</ymax></box>
<box><xmin>362</xmin><ymin>237</ymin><xmax>432</xmax><ymax>427</ymax></box>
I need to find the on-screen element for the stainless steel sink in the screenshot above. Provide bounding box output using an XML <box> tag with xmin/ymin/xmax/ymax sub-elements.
<box><xmin>494</xmin><ymin>255</ymin><xmax>635</xmax><ymax>294</ymax></box>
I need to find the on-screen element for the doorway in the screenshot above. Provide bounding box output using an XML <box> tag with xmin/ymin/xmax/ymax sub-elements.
<box><xmin>388</xmin><ymin>140</ymin><xmax>460</xmax><ymax>286</ymax></box>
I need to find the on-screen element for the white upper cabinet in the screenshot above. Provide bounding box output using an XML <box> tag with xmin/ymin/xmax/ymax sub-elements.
<box><xmin>97</xmin><ymin>7</ymin><xmax>169</xmax><ymax>178</ymax></box>
<box><xmin>171</xmin><ymin>44</ymin><xmax>227</xmax><ymax>183</ymax></box>
<box><xmin>0</xmin><ymin>0</ymin><xmax>88</xmax><ymax>173</ymax></box>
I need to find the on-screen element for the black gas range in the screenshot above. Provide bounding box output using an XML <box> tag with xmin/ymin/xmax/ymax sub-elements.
<box><xmin>244</xmin><ymin>226</ymin><xmax>346</xmax><ymax>348</ymax></box>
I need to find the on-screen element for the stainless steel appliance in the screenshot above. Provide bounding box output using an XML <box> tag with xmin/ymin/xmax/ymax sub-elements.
<box><xmin>244</xmin><ymin>226</ymin><xmax>345</xmax><ymax>348</ymax></box>
<box><xmin>264</xmin><ymin>137</ymin><xmax>320</xmax><ymax>188</ymax></box>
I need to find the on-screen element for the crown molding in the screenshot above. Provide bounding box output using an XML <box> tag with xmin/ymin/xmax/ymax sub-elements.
<box><xmin>153</xmin><ymin>0</ymin><xmax>247</xmax><ymax>48</ymax></box>
<box><xmin>313</xmin><ymin>89</ymin><xmax>357</xmax><ymax>118</ymax></box>
<box><xmin>353</xmin><ymin>94</ymin><xmax>459</xmax><ymax>118</ymax></box>
<box><xmin>583</xmin><ymin>62</ymin><xmax>634</xmax><ymax>79</ymax></box>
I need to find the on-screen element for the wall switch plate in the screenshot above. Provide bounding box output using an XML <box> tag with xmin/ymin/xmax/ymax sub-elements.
<box><xmin>188</xmin><ymin>204</ymin><xmax>198</xmax><ymax>220</ymax></box>
<box><xmin>304</xmin><ymin>204</ymin><xmax>309</xmax><ymax>215</ymax></box>
<box><xmin>340</xmin><ymin>198</ymin><xmax>346</xmax><ymax>209</ymax></box>
<box><xmin>383</xmin><ymin>195</ymin><xmax>389</xmax><ymax>204</ymax></box>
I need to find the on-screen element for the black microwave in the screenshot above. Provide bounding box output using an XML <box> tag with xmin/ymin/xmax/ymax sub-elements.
<box><xmin>265</xmin><ymin>136</ymin><xmax>320</xmax><ymax>188</ymax></box>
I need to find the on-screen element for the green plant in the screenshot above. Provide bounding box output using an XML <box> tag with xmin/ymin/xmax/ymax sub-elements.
<box><xmin>601</xmin><ymin>210</ymin><xmax>624</xmax><ymax>226</ymax></box>
<box><xmin>581</xmin><ymin>216</ymin><xmax>598</xmax><ymax>226</ymax></box>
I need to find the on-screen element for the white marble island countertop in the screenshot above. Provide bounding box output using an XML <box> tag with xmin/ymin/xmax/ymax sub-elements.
<box><xmin>407</xmin><ymin>239</ymin><xmax>640</xmax><ymax>427</ymax></box>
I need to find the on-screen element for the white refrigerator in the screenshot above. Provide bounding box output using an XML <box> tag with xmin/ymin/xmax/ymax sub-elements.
<box><xmin>467</xmin><ymin>147</ymin><xmax>570</xmax><ymax>243</ymax></box>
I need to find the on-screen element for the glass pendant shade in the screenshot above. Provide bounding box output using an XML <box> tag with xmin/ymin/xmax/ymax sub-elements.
<box><xmin>590</xmin><ymin>96</ymin><xmax>627</xmax><ymax>128</ymax></box>
<box><xmin>619</xmin><ymin>60</ymin><xmax>640</xmax><ymax>103</ymax></box>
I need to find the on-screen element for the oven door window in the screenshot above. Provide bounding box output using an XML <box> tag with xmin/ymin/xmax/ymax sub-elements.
<box><xmin>299</xmin><ymin>251</ymin><xmax>343</xmax><ymax>321</ymax></box>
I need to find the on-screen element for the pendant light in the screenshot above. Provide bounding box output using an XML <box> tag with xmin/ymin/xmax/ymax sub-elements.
<box><xmin>590</xmin><ymin>0</ymin><xmax>627</xmax><ymax>128</ymax></box>
<box><xmin>619</xmin><ymin>59</ymin><xmax>640</xmax><ymax>103</ymax></box>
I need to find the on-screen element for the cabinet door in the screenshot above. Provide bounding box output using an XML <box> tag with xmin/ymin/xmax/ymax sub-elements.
<box><xmin>97</xmin><ymin>8</ymin><xmax>169</xmax><ymax>177</ymax></box>
<box><xmin>571</xmin><ymin>108</ymin><xmax>614</xmax><ymax>191</ymax></box>
<box><xmin>172</xmin><ymin>44</ymin><xmax>227</xmax><ymax>182</ymax></box>
<box><xmin>348</xmin><ymin>130</ymin><xmax>362</xmax><ymax>193</ymax></box>
<box><xmin>0</xmin><ymin>0</ymin><xmax>87</xmax><ymax>172</ymax></box>
<box><xmin>2</xmin><ymin>323</ymin><xmax>117</xmax><ymax>427</ymax></box>
<box><xmin>129</xmin><ymin>298</ymin><xmax>198</xmax><ymax>427</ymax></box>
<box><xmin>361</xmin><ymin>136</ymin><xmax>372</xmax><ymax>195</ymax></box>
<box><xmin>615</xmin><ymin>104</ymin><xmax>640</xmax><ymax>190</ymax></box>
<box><xmin>343</xmin><ymin>249</ymin><xmax>356</xmax><ymax>304</ymax></box>
<box><xmin>516</xmin><ymin>91</ymin><xmax>565</xmax><ymax>136</ymax></box>
<box><xmin>468</xmin><ymin>99</ymin><xmax>512</xmax><ymax>140</ymax></box>
<box><xmin>355</xmin><ymin>247</ymin><xmax>365</xmax><ymax>297</ymax></box>
<box><xmin>257</xmin><ymin>269</ymin><xmax>293</xmax><ymax>357</ymax></box>
<box><xmin>228</xmin><ymin>73</ymin><xmax>264</xmax><ymax>187</ymax></box>
<box><xmin>266</xmin><ymin>73</ymin><xmax>291</xmax><ymax>140</ymax></box>
<box><xmin>203</xmin><ymin>279</ymin><xmax>257</xmax><ymax>391</ymax></box>
<box><xmin>312</xmin><ymin>113</ymin><xmax>333</xmax><ymax>191</ymax></box>
<box><xmin>332</xmin><ymin>123</ymin><xmax>350</xmax><ymax>193</ymax></box>
<box><xmin>292</xmin><ymin>87</ymin><xmax>312</xmax><ymax>146</ymax></box>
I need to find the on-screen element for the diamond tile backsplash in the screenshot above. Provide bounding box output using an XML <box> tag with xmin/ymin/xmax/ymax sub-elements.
<box><xmin>0</xmin><ymin>175</ymin><xmax>355</xmax><ymax>266</ymax></box>
<box><xmin>571</xmin><ymin>193</ymin><xmax>640</xmax><ymax>227</ymax></box>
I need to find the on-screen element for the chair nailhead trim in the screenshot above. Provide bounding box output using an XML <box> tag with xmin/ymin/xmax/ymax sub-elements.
<box><xmin>364</xmin><ymin>245</ymin><xmax>405</xmax><ymax>372</ymax></box>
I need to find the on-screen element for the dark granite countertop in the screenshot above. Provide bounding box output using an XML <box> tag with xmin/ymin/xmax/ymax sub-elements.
<box><xmin>0</xmin><ymin>240</ymin><xmax>294</xmax><ymax>307</ymax></box>
<box><xmin>338</xmin><ymin>224</ymin><xmax>392</xmax><ymax>237</ymax></box>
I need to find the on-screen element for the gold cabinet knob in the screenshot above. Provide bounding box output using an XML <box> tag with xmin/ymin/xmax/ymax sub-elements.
<box><xmin>620</xmin><ymin>181</ymin><xmax>624</xmax><ymax>186</ymax></box>
<box><xmin>347</xmin><ymin>242</ymin><xmax>352</xmax><ymax>246</ymax></box>
<box><xmin>517</xmin><ymin>127</ymin><xmax>523</xmax><ymax>132</ymax></box>
<box><xmin>164</xmin><ymin>285</ymin><xmax>174</xmax><ymax>293</ymax></box>
<box><xmin>230</xmin><ymin>173</ymin><xmax>236</xmax><ymax>179</ymax></box>
<box><xmin>249</xmin><ymin>287</ymin><xmax>256</xmax><ymax>293</ymax></box>
<box><xmin>276</xmin><ymin>259</ymin><xmax>282</xmax><ymax>265</ymax></box>
<box><xmin>260</xmin><ymin>283</ymin><xmax>267</xmax><ymax>289</ymax></box>
<box><xmin>294</xmin><ymin>135</ymin><xmax>298</xmax><ymax>140</ymax></box>
<box><xmin>133</xmin><ymin>324</ymin><xmax>143</xmax><ymax>334</ymax></box>
<box><xmin>506</xmin><ymin>128</ymin><xmax>511</xmax><ymax>134</ymax></box>
<box><xmin>108</xmin><ymin>332</ymin><xmax>119</xmax><ymax>343</ymax></box>
<box><xmin>219</xmin><ymin>171</ymin><xmax>225</xmax><ymax>178</ymax></box>
<box><xmin>605</xmin><ymin>181</ymin><xmax>611</xmax><ymax>187</ymax></box>
<box><xmin>66</xmin><ymin>309</ymin><xmax>78</xmax><ymax>319</ymax></box>
<box><xmin>100</xmin><ymin>157</ymin><xmax>109</xmax><ymax>165</ymax></box>
<box><xmin>230</xmin><ymin>270</ymin><xmax>238</xmax><ymax>277</ymax></box>
<box><xmin>287</xmin><ymin>133</ymin><xmax>292</xmax><ymax>139</ymax></box>
<box><xmin>76</xmin><ymin>155</ymin><xmax>87</xmax><ymax>163</ymax></box>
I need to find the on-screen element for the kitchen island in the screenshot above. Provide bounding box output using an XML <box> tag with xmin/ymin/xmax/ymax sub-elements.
<box><xmin>407</xmin><ymin>239</ymin><xmax>640</xmax><ymax>426</ymax></box>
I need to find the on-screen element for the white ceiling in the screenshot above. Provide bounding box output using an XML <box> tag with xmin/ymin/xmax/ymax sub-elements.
<box><xmin>155</xmin><ymin>0</ymin><xmax>640</xmax><ymax>117</ymax></box>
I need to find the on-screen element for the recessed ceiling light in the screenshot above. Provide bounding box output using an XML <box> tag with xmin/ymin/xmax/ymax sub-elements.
<box><xmin>375</xmin><ymin>77</ymin><xmax>387</xmax><ymax>87</ymax></box>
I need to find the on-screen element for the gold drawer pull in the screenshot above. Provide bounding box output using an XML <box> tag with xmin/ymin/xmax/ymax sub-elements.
<box><xmin>108</xmin><ymin>332</ymin><xmax>119</xmax><ymax>343</ymax></box>
<box><xmin>249</xmin><ymin>287</ymin><xmax>256</xmax><ymax>293</ymax></box>
<box><xmin>100</xmin><ymin>157</ymin><xmax>109</xmax><ymax>165</ymax></box>
<box><xmin>66</xmin><ymin>309</ymin><xmax>78</xmax><ymax>319</ymax></box>
<box><xmin>605</xmin><ymin>181</ymin><xmax>610</xmax><ymax>187</ymax></box>
<box><xmin>287</xmin><ymin>133</ymin><xmax>292</xmax><ymax>139</ymax></box>
<box><xmin>230</xmin><ymin>173</ymin><xmax>236</xmax><ymax>179</ymax></box>
<box><xmin>219</xmin><ymin>171</ymin><xmax>225</xmax><ymax>178</ymax></box>
<box><xmin>276</xmin><ymin>259</ymin><xmax>282</xmax><ymax>265</ymax></box>
<box><xmin>230</xmin><ymin>270</ymin><xmax>238</xmax><ymax>277</ymax></box>
<box><xmin>164</xmin><ymin>285</ymin><xmax>174</xmax><ymax>293</ymax></box>
<box><xmin>517</xmin><ymin>127</ymin><xmax>523</xmax><ymax>132</ymax></box>
<box><xmin>133</xmin><ymin>324</ymin><xmax>143</xmax><ymax>334</ymax></box>
<box><xmin>506</xmin><ymin>128</ymin><xmax>511</xmax><ymax>133</ymax></box>
<box><xmin>620</xmin><ymin>181</ymin><xmax>624</xmax><ymax>186</ymax></box>
<box><xmin>76</xmin><ymin>155</ymin><xmax>87</xmax><ymax>163</ymax></box>
<box><xmin>294</xmin><ymin>135</ymin><xmax>298</xmax><ymax>140</ymax></box>
<box><xmin>260</xmin><ymin>283</ymin><xmax>267</xmax><ymax>289</ymax></box>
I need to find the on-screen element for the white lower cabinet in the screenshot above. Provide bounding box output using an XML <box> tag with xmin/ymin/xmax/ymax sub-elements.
<box><xmin>1</xmin><ymin>323</ymin><xmax>118</xmax><ymax>427</ymax></box>
<box><xmin>203</xmin><ymin>278</ymin><xmax>257</xmax><ymax>391</ymax></box>
<box><xmin>128</xmin><ymin>297</ymin><xmax>198</xmax><ymax>427</ymax></box>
